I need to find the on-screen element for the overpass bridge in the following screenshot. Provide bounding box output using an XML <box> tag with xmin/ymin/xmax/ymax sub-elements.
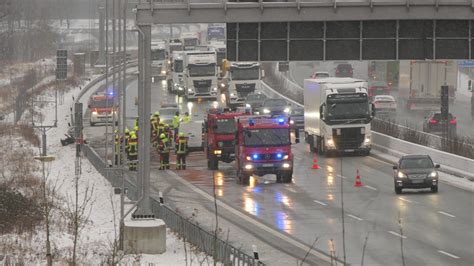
<box><xmin>134</xmin><ymin>0</ymin><xmax>474</xmax><ymax>60</ymax></box>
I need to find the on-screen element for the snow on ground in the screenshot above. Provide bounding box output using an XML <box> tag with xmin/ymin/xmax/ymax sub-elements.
<box><xmin>0</xmin><ymin>74</ymin><xmax>214</xmax><ymax>264</ymax></box>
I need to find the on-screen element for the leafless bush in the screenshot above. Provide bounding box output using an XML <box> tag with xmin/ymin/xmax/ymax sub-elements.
<box><xmin>400</xmin><ymin>122</ymin><xmax>430</xmax><ymax>147</ymax></box>
<box><xmin>371</xmin><ymin>119</ymin><xmax>400</xmax><ymax>139</ymax></box>
<box><xmin>18</xmin><ymin>124</ymin><xmax>40</xmax><ymax>147</ymax></box>
<box><xmin>442</xmin><ymin>135</ymin><xmax>474</xmax><ymax>159</ymax></box>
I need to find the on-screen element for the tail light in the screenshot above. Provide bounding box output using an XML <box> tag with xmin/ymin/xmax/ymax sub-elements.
<box><xmin>449</xmin><ymin>119</ymin><xmax>457</xmax><ymax>125</ymax></box>
<box><xmin>429</xmin><ymin>119</ymin><xmax>438</xmax><ymax>124</ymax></box>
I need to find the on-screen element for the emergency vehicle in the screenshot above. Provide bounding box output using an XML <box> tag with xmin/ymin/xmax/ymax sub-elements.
<box><xmin>234</xmin><ymin>116</ymin><xmax>297</xmax><ymax>185</ymax></box>
<box><xmin>203</xmin><ymin>107</ymin><xmax>250</xmax><ymax>170</ymax></box>
<box><xmin>88</xmin><ymin>93</ymin><xmax>118</xmax><ymax>126</ymax></box>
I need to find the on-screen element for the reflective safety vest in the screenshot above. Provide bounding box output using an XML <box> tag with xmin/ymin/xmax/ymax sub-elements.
<box><xmin>177</xmin><ymin>137</ymin><xmax>188</xmax><ymax>154</ymax></box>
<box><xmin>128</xmin><ymin>141</ymin><xmax>138</xmax><ymax>156</ymax></box>
<box><xmin>114</xmin><ymin>135</ymin><xmax>121</xmax><ymax>152</ymax></box>
<box><xmin>182</xmin><ymin>115</ymin><xmax>191</xmax><ymax>123</ymax></box>
<box><xmin>159</xmin><ymin>138</ymin><xmax>170</xmax><ymax>153</ymax></box>
<box><xmin>172</xmin><ymin>115</ymin><xmax>180</xmax><ymax>129</ymax></box>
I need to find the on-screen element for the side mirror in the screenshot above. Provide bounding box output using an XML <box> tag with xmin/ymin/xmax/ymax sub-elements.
<box><xmin>371</xmin><ymin>103</ymin><xmax>376</xmax><ymax>118</ymax></box>
<box><xmin>392</xmin><ymin>165</ymin><xmax>398</xmax><ymax>170</ymax></box>
<box><xmin>468</xmin><ymin>80</ymin><xmax>472</xmax><ymax>91</ymax></box>
<box><xmin>435</xmin><ymin>164</ymin><xmax>440</xmax><ymax>168</ymax></box>
<box><xmin>319</xmin><ymin>103</ymin><xmax>326</xmax><ymax>121</ymax></box>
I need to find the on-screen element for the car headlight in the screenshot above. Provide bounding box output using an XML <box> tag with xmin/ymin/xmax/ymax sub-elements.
<box><xmin>263</xmin><ymin>108</ymin><xmax>270</xmax><ymax>114</ymax></box>
<box><xmin>246</xmin><ymin>156</ymin><xmax>252</xmax><ymax>161</ymax></box>
<box><xmin>290</xmin><ymin>120</ymin><xmax>294</xmax><ymax>124</ymax></box>
<box><xmin>188</xmin><ymin>88</ymin><xmax>194</xmax><ymax>93</ymax></box>
<box><xmin>397</xmin><ymin>172</ymin><xmax>407</xmax><ymax>178</ymax></box>
<box><xmin>284</xmin><ymin>107</ymin><xmax>290</xmax><ymax>113</ymax></box>
<box><xmin>283</xmin><ymin>155</ymin><xmax>289</xmax><ymax>160</ymax></box>
<box><xmin>220</xmin><ymin>83</ymin><xmax>226</xmax><ymax>88</ymax></box>
<box><xmin>364</xmin><ymin>137</ymin><xmax>371</xmax><ymax>145</ymax></box>
<box><xmin>245</xmin><ymin>104</ymin><xmax>251</xmax><ymax>108</ymax></box>
<box><xmin>213</xmin><ymin>87</ymin><xmax>217</xmax><ymax>91</ymax></box>
<box><xmin>213</xmin><ymin>150</ymin><xmax>222</xmax><ymax>155</ymax></box>
<box><xmin>174</xmin><ymin>83</ymin><xmax>179</xmax><ymax>87</ymax></box>
<box><xmin>92</xmin><ymin>111</ymin><xmax>98</xmax><ymax>115</ymax></box>
<box><xmin>282</xmin><ymin>163</ymin><xmax>291</xmax><ymax>168</ymax></box>
<box><xmin>244</xmin><ymin>164</ymin><xmax>253</xmax><ymax>170</ymax></box>
<box><xmin>327</xmin><ymin>139</ymin><xmax>334</xmax><ymax>146</ymax></box>
<box><xmin>230</xmin><ymin>93</ymin><xmax>235</xmax><ymax>97</ymax></box>
<box><xmin>178</xmin><ymin>87</ymin><xmax>184</xmax><ymax>91</ymax></box>
<box><xmin>161</xmin><ymin>70</ymin><xmax>166</xmax><ymax>75</ymax></box>
<box><xmin>429</xmin><ymin>171</ymin><xmax>438</xmax><ymax>178</ymax></box>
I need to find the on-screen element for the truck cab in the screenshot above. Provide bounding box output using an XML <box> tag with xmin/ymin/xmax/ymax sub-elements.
<box><xmin>204</xmin><ymin>108</ymin><xmax>250</xmax><ymax>170</ymax></box>
<box><xmin>235</xmin><ymin>116</ymin><xmax>296</xmax><ymax>185</ymax></box>
<box><xmin>151</xmin><ymin>41</ymin><xmax>167</xmax><ymax>82</ymax></box>
<box><xmin>226</xmin><ymin>62</ymin><xmax>262</xmax><ymax>108</ymax></box>
<box><xmin>168</xmin><ymin>51</ymin><xmax>185</xmax><ymax>95</ymax></box>
<box><xmin>183</xmin><ymin>50</ymin><xmax>218</xmax><ymax>100</ymax></box>
<box><xmin>180</xmin><ymin>32</ymin><xmax>200</xmax><ymax>51</ymax></box>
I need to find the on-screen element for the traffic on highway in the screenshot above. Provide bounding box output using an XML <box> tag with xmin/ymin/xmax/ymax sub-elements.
<box><xmin>81</xmin><ymin>27</ymin><xmax>474</xmax><ymax>265</ymax></box>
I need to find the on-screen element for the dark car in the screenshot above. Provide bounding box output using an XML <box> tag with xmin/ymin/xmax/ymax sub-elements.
<box><xmin>335</xmin><ymin>63</ymin><xmax>353</xmax><ymax>78</ymax></box>
<box><xmin>422</xmin><ymin>112</ymin><xmax>457</xmax><ymax>136</ymax></box>
<box><xmin>260</xmin><ymin>98</ymin><xmax>291</xmax><ymax>116</ymax></box>
<box><xmin>245</xmin><ymin>93</ymin><xmax>267</xmax><ymax>113</ymax></box>
<box><xmin>290</xmin><ymin>106</ymin><xmax>304</xmax><ymax>129</ymax></box>
<box><xmin>393</xmin><ymin>154</ymin><xmax>440</xmax><ymax>194</ymax></box>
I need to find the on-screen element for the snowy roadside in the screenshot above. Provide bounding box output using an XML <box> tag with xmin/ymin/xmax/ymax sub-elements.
<box><xmin>0</xmin><ymin>73</ymin><xmax>215</xmax><ymax>264</ymax></box>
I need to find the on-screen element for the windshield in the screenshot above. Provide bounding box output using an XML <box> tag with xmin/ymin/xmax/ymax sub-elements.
<box><xmin>264</xmin><ymin>99</ymin><xmax>287</xmax><ymax>107</ymax></box>
<box><xmin>174</xmin><ymin>60</ymin><xmax>183</xmax><ymax>73</ymax></box>
<box><xmin>151</xmin><ymin>49</ymin><xmax>166</xmax><ymax>61</ymax></box>
<box><xmin>184</xmin><ymin>38</ymin><xmax>198</xmax><ymax>46</ymax></box>
<box><xmin>247</xmin><ymin>94</ymin><xmax>266</xmax><ymax>102</ymax></box>
<box><xmin>215</xmin><ymin>119</ymin><xmax>236</xmax><ymax>134</ymax></box>
<box><xmin>291</xmin><ymin>108</ymin><xmax>304</xmax><ymax>116</ymax></box>
<box><xmin>90</xmin><ymin>99</ymin><xmax>117</xmax><ymax>108</ymax></box>
<box><xmin>244</xmin><ymin>128</ymin><xmax>290</xmax><ymax>147</ymax></box>
<box><xmin>326</xmin><ymin>94</ymin><xmax>369</xmax><ymax>120</ymax></box>
<box><xmin>314</xmin><ymin>73</ymin><xmax>329</xmax><ymax>78</ymax></box>
<box><xmin>400</xmin><ymin>158</ymin><xmax>434</xmax><ymax>169</ymax></box>
<box><xmin>208</xmin><ymin>28</ymin><xmax>225</xmax><ymax>39</ymax></box>
<box><xmin>189</xmin><ymin>64</ymin><xmax>216</xmax><ymax>77</ymax></box>
<box><xmin>231</xmin><ymin>67</ymin><xmax>260</xmax><ymax>80</ymax></box>
<box><xmin>159</xmin><ymin>108</ymin><xmax>179</xmax><ymax>116</ymax></box>
<box><xmin>169</xmin><ymin>44</ymin><xmax>182</xmax><ymax>53</ymax></box>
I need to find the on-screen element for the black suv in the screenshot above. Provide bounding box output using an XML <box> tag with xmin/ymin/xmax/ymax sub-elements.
<box><xmin>422</xmin><ymin>111</ymin><xmax>457</xmax><ymax>136</ymax></box>
<box><xmin>393</xmin><ymin>155</ymin><xmax>440</xmax><ymax>194</ymax></box>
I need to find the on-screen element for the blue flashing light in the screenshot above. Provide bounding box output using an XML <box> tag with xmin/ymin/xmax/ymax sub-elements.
<box><xmin>249</xmin><ymin>118</ymin><xmax>255</xmax><ymax>126</ymax></box>
<box><xmin>276</xmin><ymin>153</ymin><xmax>283</xmax><ymax>159</ymax></box>
<box><xmin>277</xmin><ymin>118</ymin><xmax>285</xmax><ymax>125</ymax></box>
<box><xmin>252</xmin><ymin>154</ymin><xmax>259</xmax><ymax>160</ymax></box>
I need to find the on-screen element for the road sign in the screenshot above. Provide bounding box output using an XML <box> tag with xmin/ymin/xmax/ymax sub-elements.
<box><xmin>56</xmin><ymin>49</ymin><xmax>68</xmax><ymax>80</ymax></box>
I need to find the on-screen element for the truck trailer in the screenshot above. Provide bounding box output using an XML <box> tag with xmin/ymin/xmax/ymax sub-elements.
<box><xmin>398</xmin><ymin>60</ymin><xmax>457</xmax><ymax>111</ymax></box>
<box><xmin>304</xmin><ymin>78</ymin><xmax>374</xmax><ymax>156</ymax></box>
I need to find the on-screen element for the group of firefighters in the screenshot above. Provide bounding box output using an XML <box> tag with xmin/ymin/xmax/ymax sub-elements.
<box><xmin>114</xmin><ymin>111</ymin><xmax>192</xmax><ymax>171</ymax></box>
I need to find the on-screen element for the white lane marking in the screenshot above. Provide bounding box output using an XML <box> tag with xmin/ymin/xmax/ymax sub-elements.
<box><xmin>337</xmin><ymin>174</ymin><xmax>348</xmax><ymax>179</ymax></box>
<box><xmin>347</xmin><ymin>214</ymin><xmax>363</xmax><ymax>221</ymax></box>
<box><xmin>368</xmin><ymin>155</ymin><xmax>394</xmax><ymax>166</ymax></box>
<box><xmin>437</xmin><ymin>211</ymin><xmax>456</xmax><ymax>218</ymax></box>
<box><xmin>364</xmin><ymin>185</ymin><xmax>377</xmax><ymax>191</ymax></box>
<box><xmin>388</xmin><ymin>231</ymin><xmax>407</xmax><ymax>239</ymax></box>
<box><xmin>314</xmin><ymin>200</ymin><xmax>328</xmax><ymax>206</ymax></box>
<box><xmin>286</xmin><ymin>187</ymin><xmax>297</xmax><ymax>193</ymax></box>
<box><xmin>438</xmin><ymin>250</ymin><xmax>460</xmax><ymax>259</ymax></box>
<box><xmin>165</xmin><ymin>170</ymin><xmax>339</xmax><ymax>264</ymax></box>
<box><xmin>398</xmin><ymin>197</ymin><xmax>413</xmax><ymax>203</ymax></box>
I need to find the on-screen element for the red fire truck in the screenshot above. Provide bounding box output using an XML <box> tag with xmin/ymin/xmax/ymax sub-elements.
<box><xmin>203</xmin><ymin>107</ymin><xmax>250</xmax><ymax>170</ymax></box>
<box><xmin>234</xmin><ymin>116</ymin><xmax>298</xmax><ymax>185</ymax></box>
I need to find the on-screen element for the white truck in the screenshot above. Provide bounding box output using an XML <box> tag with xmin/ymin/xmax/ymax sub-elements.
<box><xmin>151</xmin><ymin>41</ymin><xmax>167</xmax><ymax>82</ymax></box>
<box><xmin>304</xmin><ymin>78</ymin><xmax>375</xmax><ymax>156</ymax></box>
<box><xmin>180</xmin><ymin>32</ymin><xmax>200</xmax><ymax>51</ymax></box>
<box><xmin>168</xmin><ymin>51</ymin><xmax>185</xmax><ymax>95</ymax></box>
<box><xmin>226</xmin><ymin>62</ymin><xmax>262</xmax><ymax>108</ymax></box>
<box><xmin>398</xmin><ymin>60</ymin><xmax>457</xmax><ymax>111</ymax></box>
<box><xmin>183</xmin><ymin>50</ymin><xmax>218</xmax><ymax>100</ymax></box>
<box><xmin>179</xmin><ymin>120</ymin><xmax>204</xmax><ymax>152</ymax></box>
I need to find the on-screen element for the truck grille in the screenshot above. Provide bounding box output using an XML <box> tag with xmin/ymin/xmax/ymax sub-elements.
<box><xmin>332</xmin><ymin>127</ymin><xmax>364</xmax><ymax>149</ymax></box>
<box><xmin>193</xmin><ymin>79</ymin><xmax>212</xmax><ymax>94</ymax></box>
<box><xmin>235</xmin><ymin>83</ymin><xmax>256</xmax><ymax>98</ymax></box>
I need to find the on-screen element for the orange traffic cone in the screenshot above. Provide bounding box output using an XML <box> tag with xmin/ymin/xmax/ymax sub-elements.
<box><xmin>354</xmin><ymin>169</ymin><xmax>363</xmax><ymax>187</ymax></box>
<box><xmin>311</xmin><ymin>155</ymin><xmax>320</xmax><ymax>170</ymax></box>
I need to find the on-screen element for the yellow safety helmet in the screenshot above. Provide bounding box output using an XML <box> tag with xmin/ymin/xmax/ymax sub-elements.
<box><xmin>125</xmin><ymin>128</ymin><xmax>130</xmax><ymax>134</ymax></box>
<box><xmin>153</xmin><ymin>111</ymin><xmax>160</xmax><ymax>117</ymax></box>
<box><xmin>134</xmin><ymin>126</ymin><xmax>139</xmax><ymax>131</ymax></box>
<box><xmin>160</xmin><ymin>133</ymin><xmax>166</xmax><ymax>139</ymax></box>
<box><xmin>130</xmin><ymin>133</ymin><xmax>137</xmax><ymax>140</ymax></box>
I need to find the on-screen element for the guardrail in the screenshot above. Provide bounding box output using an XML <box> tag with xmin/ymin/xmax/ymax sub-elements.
<box><xmin>78</xmin><ymin>65</ymin><xmax>264</xmax><ymax>265</ymax></box>
<box><xmin>262</xmin><ymin>62</ymin><xmax>474</xmax><ymax>178</ymax></box>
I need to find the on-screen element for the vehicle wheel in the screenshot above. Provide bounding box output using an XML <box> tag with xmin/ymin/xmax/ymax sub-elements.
<box><xmin>431</xmin><ymin>185</ymin><xmax>438</xmax><ymax>193</ymax></box>
<box><xmin>208</xmin><ymin>156</ymin><xmax>218</xmax><ymax>170</ymax></box>
<box><xmin>282</xmin><ymin>172</ymin><xmax>293</xmax><ymax>183</ymax></box>
<box><xmin>317</xmin><ymin>137</ymin><xmax>325</xmax><ymax>156</ymax></box>
<box><xmin>395</xmin><ymin>187</ymin><xmax>402</xmax><ymax>194</ymax></box>
<box><xmin>276</xmin><ymin>174</ymin><xmax>283</xmax><ymax>183</ymax></box>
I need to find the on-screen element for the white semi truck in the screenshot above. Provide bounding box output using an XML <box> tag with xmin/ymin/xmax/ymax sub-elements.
<box><xmin>168</xmin><ymin>51</ymin><xmax>185</xmax><ymax>95</ymax></box>
<box><xmin>304</xmin><ymin>78</ymin><xmax>375</xmax><ymax>156</ymax></box>
<box><xmin>180</xmin><ymin>32</ymin><xmax>200</xmax><ymax>51</ymax></box>
<box><xmin>151</xmin><ymin>41</ymin><xmax>167</xmax><ymax>81</ymax></box>
<box><xmin>398</xmin><ymin>60</ymin><xmax>457</xmax><ymax>111</ymax></box>
<box><xmin>226</xmin><ymin>62</ymin><xmax>262</xmax><ymax>108</ymax></box>
<box><xmin>183</xmin><ymin>50</ymin><xmax>218</xmax><ymax>100</ymax></box>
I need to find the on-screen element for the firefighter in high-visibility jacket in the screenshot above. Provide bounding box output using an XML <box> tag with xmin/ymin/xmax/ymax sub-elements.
<box><xmin>182</xmin><ymin>112</ymin><xmax>191</xmax><ymax>123</ymax></box>
<box><xmin>176</xmin><ymin>132</ymin><xmax>188</xmax><ymax>170</ymax></box>
<box><xmin>124</xmin><ymin>128</ymin><xmax>130</xmax><ymax>149</ymax></box>
<box><xmin>128</xmin><ymin>133</ymin><xmax>138</xmax><ymax>171</ymax></box>
<box><xmin>172</xmin><ymin>111</ymin><xmax>180</xmax><ymax>138</ymax></box>
<box><xmin>158</xmin><ymin>133</ymin><xmax>170</xmax><ymax>170</ymax></box>
<box><xmin>151</xmin><ymin>112</ymin><xmax>160</xmax><ymax>140</ymax></box>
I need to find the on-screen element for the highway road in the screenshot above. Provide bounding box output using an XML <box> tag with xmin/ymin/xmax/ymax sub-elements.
<box><xmin>289</xmin><ymin>62</ymin><xmax>474</xmax><ymax>139</ymax></box>
<box><xmin>84</xmin><ymin>75</ymin><xmax>474</xmax><ymax>265</ymax></box>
